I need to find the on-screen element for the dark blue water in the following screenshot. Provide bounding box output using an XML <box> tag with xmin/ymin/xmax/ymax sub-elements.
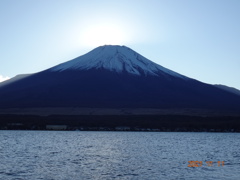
<box><xmin>0</xmin><ymin>131</ymin><xmax>239</xmax><ymax>180</ymax></box>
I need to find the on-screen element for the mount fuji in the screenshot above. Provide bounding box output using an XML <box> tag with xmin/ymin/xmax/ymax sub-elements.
<box><xmin>1</xmin><ymin>45</ymin><xmax>240</xmax><ymax>115</ymax></box>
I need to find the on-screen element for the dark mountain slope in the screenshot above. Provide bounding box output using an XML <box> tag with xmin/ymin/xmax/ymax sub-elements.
<box><xmin>0</xmin><ymin>45</ymin><xmax>240</xmax><ymax>113</ymax></box>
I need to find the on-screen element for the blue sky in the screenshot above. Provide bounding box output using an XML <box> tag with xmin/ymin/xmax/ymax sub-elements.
<box><xmin>1</xmin><ymin>0</ymin><xmax>240</xmax><ymax>89</ymax></box>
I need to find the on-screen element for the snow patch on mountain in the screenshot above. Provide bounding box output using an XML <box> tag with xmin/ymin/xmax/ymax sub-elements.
<box><xmin>0</xmin><ymin>74</ymin><xmax>32</xmax><ymax>88</ymax></box>
<box><xmin>0</xmin><ymin>75</ymin><xmax>10</xmax><ymax>83</ymax></box>
<box><xmin>50</xmin><ymin>45</ymin><xmax>187</xmax><ymax>79</ymax></box>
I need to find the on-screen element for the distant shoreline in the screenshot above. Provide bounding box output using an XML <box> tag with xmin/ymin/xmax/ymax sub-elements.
<box><xmin>1</xmin><ymin>114</ymin><xmax>240</xmax><ymax>132</ymax></box>
<box><xmin>1</xmin><ymin>107</ymin><xmax>240</xmax><ymax>116</ymax></box>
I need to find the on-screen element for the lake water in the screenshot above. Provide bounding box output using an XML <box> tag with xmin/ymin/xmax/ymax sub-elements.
<box><xmin>0</xmin><ymin>131</ymin><xmax>239</xmax><ymax>180</ymax></box>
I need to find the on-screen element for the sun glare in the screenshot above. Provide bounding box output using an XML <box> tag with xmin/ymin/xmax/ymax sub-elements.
<box><xmin>81</xmin><ymin>23</ymin><xmax>127</xmax><ymax>47</ymax></box>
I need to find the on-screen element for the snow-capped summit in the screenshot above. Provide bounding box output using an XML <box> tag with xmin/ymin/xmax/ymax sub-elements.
<box><xmin>50</xmin><ymin>45</ymin><xmax>186</xmax><ymax>79</ymax></box>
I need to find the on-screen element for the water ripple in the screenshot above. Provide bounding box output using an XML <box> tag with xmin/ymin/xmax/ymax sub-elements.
<box><xmin>0</xmin><ymin>131</ymin><xmax>239</xmax><ymax>180</ymax></box>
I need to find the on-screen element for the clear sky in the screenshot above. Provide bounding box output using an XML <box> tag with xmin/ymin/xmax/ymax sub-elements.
<box><xmin>0</xmin><ymin>0</ymin><xmax>240</xmax><ymax>89</ymax></box>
